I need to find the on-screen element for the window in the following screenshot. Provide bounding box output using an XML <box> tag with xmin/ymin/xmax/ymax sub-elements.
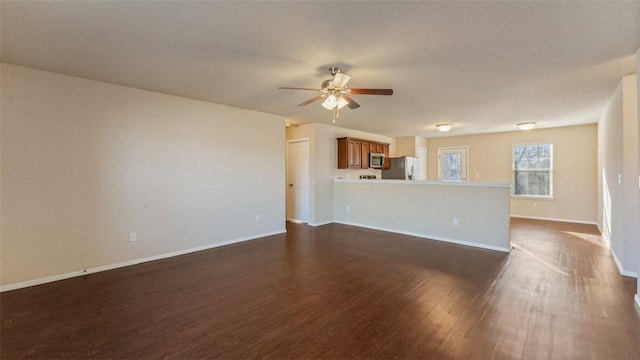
<box><xmin>512</xmin><ymin>143</ymin><xmax>553</xmax><ymax>198</ymax></box>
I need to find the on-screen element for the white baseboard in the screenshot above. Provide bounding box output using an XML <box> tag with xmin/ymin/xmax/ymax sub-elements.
<box><xmin>333</xmin><ymin>220</ymin><xmax>511</xmax><ymax>253</ymax></box>
<box><xmin>0</xmin><ymin>229</ymin><xmax>287</xmax><ymax>293</ymax></box>
<box><xmin>610</xmin><ymin>249</ymin><xmax>639</xmax><ymax>278</ymax></box>
<box><xmin>510</xmin><ymin>215</ymin><xmax>597</xmax><ymax>225</ymax></box>
<box><xmin>635</xmin><ymin>294</ymin><xmax>640</xmax><ymax>309</ymax></box>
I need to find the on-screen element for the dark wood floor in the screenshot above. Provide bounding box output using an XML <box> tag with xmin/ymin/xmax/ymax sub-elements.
<box><xmin>2</xmin><ymin>218</ymin><xmax>639</xmax><ymax>359</ymax></box>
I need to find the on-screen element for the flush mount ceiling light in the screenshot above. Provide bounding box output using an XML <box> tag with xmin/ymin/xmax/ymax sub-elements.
<box><xmin>436</xmin><ymin>123</ymin><xmax>452</xmax><ymax>132</ymax></box>
<box><xmin>517</xmin><ymin>122</ymin><xmax>536</xmax><ymax>130</ymax></box>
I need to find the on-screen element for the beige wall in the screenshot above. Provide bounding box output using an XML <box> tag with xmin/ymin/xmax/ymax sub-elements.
<box><xmin>427</xmin><ymin>125</ymin><xmax>598</xmax><ymax>223</ymax></box>
<box><xmin>395</xmin><ymin>136</ymin><xmax>428</xmax><ymax>157</ymax></box>
<box><xmin>1</xmin><ymin>64</ymin><xmax>286</xmax><ymax>287</ymax></box>
<box><xmin>599</xmin><ymin>73</ymin><xmax>639</xmax><ymax>277</ymax></box>
<box><xmin>286</xmin><ymin>123</ymin><xmax>395</xmax><ymax>225</ymax></box>
<box><xmin>395</xmin><ymin>136</ymin><xmax>416</xmax><ymax>157</ymax></box>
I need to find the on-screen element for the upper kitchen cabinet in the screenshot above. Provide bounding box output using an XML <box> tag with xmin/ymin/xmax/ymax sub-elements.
<box><xmin>361</xmin><ymin>142</ymin><xmax>370</xmax><ymax>169</ymax></box>
<box><xmin>337</xmin><ymin>137</ymin><xmax>361</xmax><ymax>168</ymax></box>
<box><xmin>383</xmin><ymin>144</ymin><xmax>390</xmax><ymax>169</ymax></box>
<box><xmin>337</xmin><ymin>137</ymin><xmax>390</xmax><ymax>169</ymax></box>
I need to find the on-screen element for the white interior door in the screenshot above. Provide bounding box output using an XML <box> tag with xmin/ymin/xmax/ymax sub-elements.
<box><xmin>417</xmin><ymin>147</ymin><xmax>427</xmax><ymax>180</ymax></box>
<box><xmin>438</xmin><ymin>147</ymin><xmax>468</xmax><ymax>182</ymax></box>
<box><xmin>287</xmin><ymin>139</ymin><xmax>310</xmax><ymax>223</ymax></box>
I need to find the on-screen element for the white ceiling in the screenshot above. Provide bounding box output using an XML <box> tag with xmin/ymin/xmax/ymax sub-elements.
<box><xmin>2</xmin><ymin>1</ymin><xmax>638</xmax><ymax>138</ymax></box>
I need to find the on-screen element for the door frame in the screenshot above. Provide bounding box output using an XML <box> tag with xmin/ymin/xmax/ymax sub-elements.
<box><xmin>286</xmin><ymin>138</ymin><xmax>310</xmax><ymax>223</ymax></box>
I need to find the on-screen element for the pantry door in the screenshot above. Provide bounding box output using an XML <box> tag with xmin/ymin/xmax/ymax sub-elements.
<box><xmin>287</xmin><ymin>139</ymin><xmax>310</xmax><ymax>223</ymax></box>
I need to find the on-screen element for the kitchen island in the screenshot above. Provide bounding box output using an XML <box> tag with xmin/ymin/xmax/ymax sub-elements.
<box><xmin>334</xmin><ymin>179</ymin><xmax>511</xmax><ymax>252</ymax></box>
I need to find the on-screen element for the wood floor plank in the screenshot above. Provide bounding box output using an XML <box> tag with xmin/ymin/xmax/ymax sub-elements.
<box><xmin>1</xmin><ymin>218</ymin><xmax>639</xmax><ymax>359</ymax></box>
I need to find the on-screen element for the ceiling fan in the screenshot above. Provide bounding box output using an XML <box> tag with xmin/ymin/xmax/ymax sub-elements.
<box><xmin>278</xmin><ymin>66</ymin><xmax>393</xmax><ymax>123</ymax></box>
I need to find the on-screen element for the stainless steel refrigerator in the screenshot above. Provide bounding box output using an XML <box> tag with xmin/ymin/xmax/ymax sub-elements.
<box><xmin>381</xmin><ymin>156</ymin><xmax>420</xmax><ymax>180</ymax></box>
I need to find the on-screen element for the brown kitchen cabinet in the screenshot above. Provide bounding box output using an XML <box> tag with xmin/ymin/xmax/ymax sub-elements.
<box><xmin>383</xmin><ymin>144</ymin><xmax>390</xmax><ymax>169</ymax></box>
<box><xmin>361</xmin><ymin>142</ymin><xmax>370</xmax><ymax>169</ymax></box>
<box><xmin>349</xmin><ymin>139</ymin><xmax>362</xmax><ymax>168</ymax></box>
<box><xmin>338</xmin><ymin>137</ymin><xmax>390</xmax><ymax>169</ymax></box>
<box><xmin>337</xmin><ymin>137</ymin><xmax>362</xmax><ymax>169</ymax></box>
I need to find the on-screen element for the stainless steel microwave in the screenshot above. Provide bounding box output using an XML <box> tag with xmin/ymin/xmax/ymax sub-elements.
<box><xmin>369</xmin><ymin>152</ymin><xmax>385</xmax><ymax>169</ymax></box>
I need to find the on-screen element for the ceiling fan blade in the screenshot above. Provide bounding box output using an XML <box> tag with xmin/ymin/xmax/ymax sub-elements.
<box><xmin>349</xmin><ymin>88</ymin><xmax>394</xmax><ymax>95</ymax></box>
<box><xmin>278</xmin><ymin>87</ymin><xmax>321</xmax><ymax>91</ymax></box>
<box><xmin>297</xmin><ymin>95</ymin><xmax>325</xmax><ymax>106</ymax></box>
<box><xmin>343</xmin><ymin>95</ymin><xmax>361</xmax><ymax>109</ymax></box>
<box><xmin>331</xmin><ymin>73</ymin><xmax>351</xmax><ymax>89</ymax></box>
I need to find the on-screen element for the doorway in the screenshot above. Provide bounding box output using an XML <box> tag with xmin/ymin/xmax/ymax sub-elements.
<box><xmin>286</xmin><ymin>139</ymin><xmax>310</xmax><ymax>223</ymax></box>
<box><xmin>438</xmin><ymin>146</ymin><xmax>468</xmax><ymax>182</ymax></box>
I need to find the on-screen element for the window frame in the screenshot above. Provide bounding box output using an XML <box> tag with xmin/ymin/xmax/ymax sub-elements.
<box><xmin>511</xmin><ymin>142</ymin><xmax>554</xmax><ymax>199</ymax></box>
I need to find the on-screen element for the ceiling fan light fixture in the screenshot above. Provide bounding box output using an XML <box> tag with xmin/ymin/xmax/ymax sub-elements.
<box><xmin>336</xmin><ymin>96</ymin><xmax>349</xmax><ymax>110</ymax></box>
<box><xmin>322</xmin><ymin>94</ymin><xmax>337</xmax><ymax>110</ymax></box>
<box><xmin>332</xmin><ymin>73</ymin><xmax>351</xmax><ymax>89</ymax></box>
<box><xmin>517</xmin><ymin>122</ymin><xmax>536</xmax><ymax>130</ymax></box>
<box><xmin>436</xmin><ymin>123</ymin><xmax>452</xmax><ymax>132</ymax></box>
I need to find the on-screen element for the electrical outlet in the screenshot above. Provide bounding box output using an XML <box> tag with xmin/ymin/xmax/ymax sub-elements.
<box><xmin>255</xmin><ymin>215</ymin><xmax>260</xmax><ymax>221</ymax></box>
<box><xmin>129</xmin><ymin>232</ymin><xmax>137</xmax><ymax>242</ymax></box>
<box><xmin>532</xmin><ymin>202</ymin><xmax>537</xmax><ymax>208</ymax></box>
<box><xmin>346</xmin><ymin>205</ymin><xmax>350</xmax><ymax>212</ymax></box>
<box><xmin>453</xmin><ymin>218</ymin><xmax>459</xmax><ymax>226</ymax></box>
